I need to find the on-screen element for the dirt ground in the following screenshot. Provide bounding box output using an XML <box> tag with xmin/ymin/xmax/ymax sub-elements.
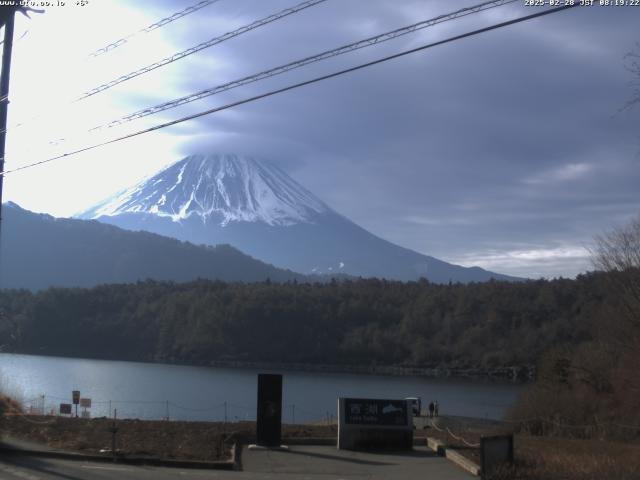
<box><xmin>4</xmin><ymin>412</ymin><xmax>638</xmax><ymax>478</ymax></box>
<box><xmin>0</xmin><ymin>414</ymin><xmax>336</xmax><ymax>461</ymax></box>
<box><xmin>421</xmin><ymin>416</ymin><xmax>640</xmax><ymax>480</ymax></box>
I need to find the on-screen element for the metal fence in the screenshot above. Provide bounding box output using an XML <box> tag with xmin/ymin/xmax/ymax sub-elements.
<box><xmin>16</xmin><ymin>394</ymin><xmax>337</xmax><ymax>425</ymax></box>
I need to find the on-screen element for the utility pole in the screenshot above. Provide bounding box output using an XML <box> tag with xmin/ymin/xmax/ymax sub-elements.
<box><xmin>0</xmin><ymin>11</ymin><xmax>15</xmax><ymax>228</ymax></box>
<box><xmin>0</xmin><ymin>10</ymin><xmax>15</xmax><ymax>282</ymax></box>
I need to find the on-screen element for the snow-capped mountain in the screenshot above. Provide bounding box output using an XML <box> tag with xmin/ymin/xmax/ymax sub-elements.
<box><xmin>81</xmin><ymin>154</ymin><xmax>328</xmax><ymax>226</ymax></box>
<box><xmin>79</xmin><ymin>154</ymin><xmax>520</xmax><ymax>283</ymax></box>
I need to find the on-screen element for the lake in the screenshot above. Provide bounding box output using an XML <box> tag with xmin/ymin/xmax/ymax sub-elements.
<box><xmin>0</xmin><ymin>353</ymin><xmax>524</xmax><ymax>423</ymax></box>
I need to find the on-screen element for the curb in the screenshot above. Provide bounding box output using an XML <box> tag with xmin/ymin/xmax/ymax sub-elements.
<box><xmin>445</xmin><ymin>449</ymin><xmax>481</xmax><ymax>476</ymax></box>
<box><xmin>0</xmin><ymin>443</ymin><xmax>238</xmax><ymax>470</ymax></box>
<box><xmin>283</xmin><ymin>437</ymin><xmax>336</xmax><ymax>446</ymax></box>
<box><xmin>426</xmin><ymin>436</ymin><xmax>481</xmax><ymax>477</ymax></box>
<box><xmin>426</xmin><ymin>437</ymin><xmax>446</xmax><ymax>456</ymax></box>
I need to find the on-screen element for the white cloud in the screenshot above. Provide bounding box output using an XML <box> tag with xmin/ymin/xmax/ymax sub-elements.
<box><xmin>523</xmin><ymin>162</ymin><xmax>594</xmax><ymax>185</ymax></box>
<box><xmin>403</xmin><ymin>215</ymin><xmax>475</xmax><ymax>226</ymax></box>
<box><xmin>449</xmin><ymin>245</ymin><xmax>591</xmax><ymax>279</ymax></box>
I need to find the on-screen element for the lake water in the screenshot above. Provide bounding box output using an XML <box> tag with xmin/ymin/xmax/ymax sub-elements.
<box><xmin>0</xmin><ymin>353</ymin><xmax>524</xmax><ymax>423</ymax></box>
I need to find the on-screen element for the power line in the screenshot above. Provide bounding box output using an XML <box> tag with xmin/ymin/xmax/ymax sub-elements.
<box><xmin>7</xmin><ymin>0</ymin><xmax>515</xmax><ymax>139</ymax></box>
<box><xmin>88</xmin><ymin>0</ymin><xmax>224</xmax><ymax>58</ymax></box>
<box><xmin>0</xmin><ymin>4</ymin><xmax>579</xmax><ymax>178</ymax></box>
<box><xmin>0</xmin><ymin>0</ymin><xmax>327</xmax><ymax>136</ymax></box>
<box><xmin>78</xmin><ymin>0</ymin><xmax>329</xmax><ymax>101</ymax></box>
<box><xmin>91</xmin><ymin>0</ymin><xmax>518</xmax><ymax>132</ymax></box>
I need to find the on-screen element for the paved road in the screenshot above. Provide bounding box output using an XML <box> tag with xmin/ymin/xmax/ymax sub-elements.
<box><xmin>240</xmin><ymin>445</ymin><xmax>474</xmax><ymax>479</ymax></box>
<box><xmin>0</xmin><ymin>455</ymin><xmax>228</xmax><ymax>480</ymax></box>
<box><xmin>1</xmin><ymin>445</ymin><xmax>474</xmax><ymax>479</ymax></box>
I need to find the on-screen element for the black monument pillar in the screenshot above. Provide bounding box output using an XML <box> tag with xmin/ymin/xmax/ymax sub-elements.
<box><xmin>256</xmin><ymin>373</ymin><xmax>282</xmax><ymax>447</ymax></box>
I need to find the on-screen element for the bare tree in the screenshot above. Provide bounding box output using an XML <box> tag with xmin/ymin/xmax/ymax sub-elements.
<box><xmin>592</xmin><ymin>214</ymin><xmax>640</xmax><ymax>341</ymax></box>
<box><xmin>593</xmin><ymin>214</ymin><xmax>640</xmax><ymax>272</ymax></box>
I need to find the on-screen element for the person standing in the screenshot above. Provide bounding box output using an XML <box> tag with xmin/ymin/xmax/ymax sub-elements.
<box><xmin>428</xmin><ymin>401</ymin><xmax>435</xmax><ymax>418</ymax></box>
<box><xmin>434</xmin><ymin>400</ymin><xmax>439</xmax><ymax>417</ymax></box>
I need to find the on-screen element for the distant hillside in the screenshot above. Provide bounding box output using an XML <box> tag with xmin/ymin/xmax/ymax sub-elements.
<box><xmin>0</xmin><ymin>202</ymin><xmax>305</xmax><ymax>290</ymax></box>
<box><xmin>79</xmin><ymin>154</ymin><xmax>522</xmax><ymax>283</ymax></box>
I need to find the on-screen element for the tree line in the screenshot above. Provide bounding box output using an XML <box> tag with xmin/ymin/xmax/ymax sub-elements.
<box><xmin>0</xmin><ymin>273</ymin><xmax>612</xmax><ymax>372</ymax></box>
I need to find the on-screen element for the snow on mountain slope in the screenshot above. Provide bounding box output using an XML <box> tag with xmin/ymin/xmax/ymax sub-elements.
<box><xmin>80</xmin><ymin>154</ymin><xmax>329</xmax><ymax>226</ymax></box>
<box><xmin>79</xmin><ymin>153</ymin><xmax>522</xmax><ymax>283</ymax></box>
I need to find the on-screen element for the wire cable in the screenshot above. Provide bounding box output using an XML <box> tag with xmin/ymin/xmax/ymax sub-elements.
<box><xmin>0</xmin><ymin>4</ymin><xmax>579</xmax><ymax>178</ymax></box>
<box><xmin>88</xmin><ymin>0</ymin><xmax>224</xmax><ymax>58</ymax></box>
<box><xmin>78</xmin><ymin>0</ymin><xmax>329</xmax><ymax>100</ymax></box>
<box><xmin>169</xmin><ymin>401</ymin><xmax>225</xmax><ymax>411</ymax></box>
<box><xmin>91</xmin><ymin>0</ymin><xmax>518</xmax><ymax>131</ymax></box>
<box><xmin>0</xmin><ymin>0</ymin><xmax>512</xmax><ymax>138</ymax></box>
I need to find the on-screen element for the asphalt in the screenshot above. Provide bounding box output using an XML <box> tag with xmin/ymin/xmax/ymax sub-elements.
<box><xmin>0</xmin><ymin>445</ymin><xmax>475</xmax><ymax>480</ymax></box>
<box><xmin>239</xmin><ymin>444</ymin><xmax>475</xmax><ymax>479</ymax></box>
<box><xmin>1</xmin><ymin>426</ymin><xmax>477</xmax><ymax>479</ymax></box>
<box><xmin>0</xmin><ymin>455</ymin><xmax>233</xmax><ymax>480</ymax></box>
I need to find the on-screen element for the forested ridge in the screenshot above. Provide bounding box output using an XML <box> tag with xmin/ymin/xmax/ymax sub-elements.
<box><xmin>0</xmin><ymin>273</ymin><xmax>610</xmax><ymax>372</ymax></box>
<box><xmin>0</xmin><ymin>203</ymin><xmax>308</xmax><ymax>290</ymax></box>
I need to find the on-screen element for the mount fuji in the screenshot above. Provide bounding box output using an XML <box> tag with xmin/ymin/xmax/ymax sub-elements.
<box><xmin>78</xmin><ymin>154</ymin><xmax>519</xmax><ymax>283</ymax></box>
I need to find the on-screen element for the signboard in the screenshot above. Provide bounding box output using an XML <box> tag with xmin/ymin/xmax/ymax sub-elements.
<box><xmin>256</xmin><ymin>373</ymin><xmax>282</xmax><ymax>447</ymax></box>
<box><xmin>338</xmin><ymin>398</ymin><xmax>412</xmax><ymax>451</ymax></box>
<box><xmin>59</xmin><ymin>403</ymin><xmax>72</xmax><ymax>415</ymax></box>
<box><xmin>344</xmin><ymin>398</ymin><xmax>408</xmax><ymax>426</ymax></box>
<box><xmin>72</xmin><ymin>390</ymin><xmax>80</xmax><ymax>405</ymax></box>
<box><xmin>80</xmin><ymin>398</ymin><xmax>91</xmax><ymax>408</ymax></box>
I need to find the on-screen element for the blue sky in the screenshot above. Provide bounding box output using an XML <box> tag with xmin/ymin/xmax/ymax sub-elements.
<box><xmin>2</xmin><ymin>0</ymin><xmax>639</xmax><ymax>279</ymax></box>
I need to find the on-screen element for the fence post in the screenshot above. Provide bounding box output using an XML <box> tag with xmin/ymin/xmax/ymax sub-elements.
<box><xmin>110</xmin><ymin>409</ymin><xmax>118</xmax><ymax>463</ymax></box>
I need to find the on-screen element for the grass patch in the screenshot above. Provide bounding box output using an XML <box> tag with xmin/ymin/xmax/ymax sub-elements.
<box><xmin>422</xmin><ymin>417</ymin><xmax>640</xmax><ymax>479</ymax></box>
<box><xmin>507</xmin><ymin>435</ymin><xmax>640</xmax><ymax>480</ymax></box>
<box><xmin>0</xmin><ymin>415</ymin><xmax>336</xmax><ymax>461</ymax></box>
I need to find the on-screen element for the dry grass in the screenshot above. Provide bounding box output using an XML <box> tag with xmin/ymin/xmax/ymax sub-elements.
<box><xmin>1</xmin><ymin>415</ymin><xmax>336</xmax><ymax>461</ymax></box>
<box><xmin>508</xmin><ymin>435</ymin><xmax>640</xmax><ymax>480</ymax></box>
<box><xmin>422</xmin><ymin>417</ymin><xmax>640</xmax><ymax>480</ymax></box>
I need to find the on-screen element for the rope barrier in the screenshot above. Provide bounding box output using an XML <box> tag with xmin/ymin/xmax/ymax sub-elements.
<box><xmin>428</xmin><ymin>418</ymin><xmax>445</xmax><ymax>432</ymax></box>
<box><xmin>445</xmin><ymin>426</ymin><xmax>481</xmax><ymax>448</ymax></box>
<box><xmin>427</xmin><ymin>415</ymin><xmax>639</xmax><ymax>450</ymax></box>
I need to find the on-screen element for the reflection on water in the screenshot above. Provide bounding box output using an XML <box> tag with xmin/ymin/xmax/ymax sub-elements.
<box><xmin>0</xmin><ymin>353</ymin><xmax>524</xmax><ymax>422</ymax></box>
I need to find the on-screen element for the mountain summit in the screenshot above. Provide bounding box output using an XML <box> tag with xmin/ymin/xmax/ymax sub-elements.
<box><xmin>81</xmin><ymin>154</ymin><xmax>328</xmax><ymax>226</ymax></box>
<box><xmin>79</xmin><ymin>154</ymin><xmax>520</xmax><ymax>283</ymax></box>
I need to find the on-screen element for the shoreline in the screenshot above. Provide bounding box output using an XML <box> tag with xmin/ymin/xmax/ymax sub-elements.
<box><xmin>0</xmin><ymin>351</ymin><xmax>534</xmax><ymax>382</ymax></box>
